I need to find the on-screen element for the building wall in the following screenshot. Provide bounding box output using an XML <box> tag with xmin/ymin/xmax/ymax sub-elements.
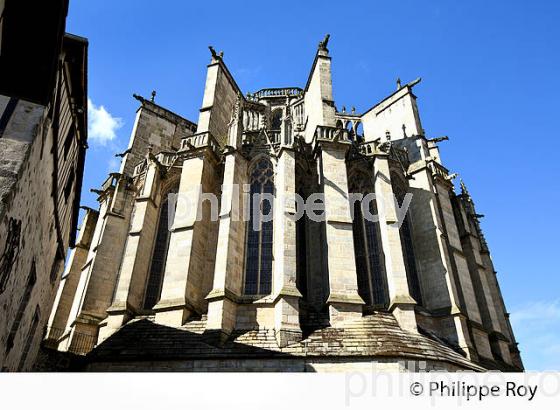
<box><xmin>47</xmin><ymin>98</ymin><xmax>197</xmax><ymax>352</ymax></box>
<box><xmin>197</xmin><ymin>57</ymin><xmax>239</xmax><ymax>145</ymax></box>
<box><xmin>46</xmin><ymin>209</ymin><xmax>98</xmax><ymax>343</ymax></box>
<box><xmin>84</xmin><ymin>357</ymin><xmax>467</xmax><ymax>373</ymax></box>
<box><xmin>120</xmin><ymin>100</ymin><xmax>195</xmax><ymax>176</ymax></box>
<box><xmin>0</xmin><ymin>63</ymin><xmax>83</xmax><ymax>370</ymax></box>
<box><xmin>361</xmin><ymin>85</ymin><xmax>423</xmax><ymax>142</ymax></box>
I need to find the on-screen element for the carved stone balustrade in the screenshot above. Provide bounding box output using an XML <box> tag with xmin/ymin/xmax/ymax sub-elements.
<box><xmin>154</xmin><ymin>151</ymin><xmax>177</xmax><ymax>167</ymax></box>
<box><xmin>249</xmin><ymin>87</ymin><xmax>303</xmax><ymax>100</ymax></box>
<box><xmin>314</xmin><ymin>125</ymin><xmax>351</xmax><ymax>145</ymax></box>
<box><xmin>100</xmin><ymin>173</ymin><xmax>120</xmax><ymax>191</ymax></box>
<box><xmin>179</xmin><ymin>131</ymin><xmax>221</xmax><ymax>156</ymax></box>
<box><xmin>428</xmin><ymin>160</ymin><xmax>450</xmax><ymax>181</ymax></box>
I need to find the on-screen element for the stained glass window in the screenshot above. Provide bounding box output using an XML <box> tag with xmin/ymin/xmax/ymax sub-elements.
<box><xmin>244</xmin><ymin>157</ymin><xmax>274</xmax><ymax>296</ymax></box>
<box><xmin>392</xmin><ymin>176</ymin><xmax>423</xmax><ymax>305</ymax></box>
<box><xmin>295</xmin><ymin>193</ymin><xmax>308</xmax><ymax>297</ymax></box>
<box><xmin>143</xmin><ymin>186</ymin><xmax>178</xmax><ymax>309</ymax></box>
<box><xmin>350</xmin><ymin>174</ymin><xmax>389</xmax><ymax>309</ymax></box>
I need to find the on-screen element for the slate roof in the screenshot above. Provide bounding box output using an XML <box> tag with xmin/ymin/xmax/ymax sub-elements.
<box><xmin>85</xmin><ymin>312</ymin><xmax>485</xmax><ymax>371</ymax></box>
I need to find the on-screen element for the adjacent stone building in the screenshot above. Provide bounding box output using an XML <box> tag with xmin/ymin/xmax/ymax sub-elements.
<box><xmin>0</xmin><ymin>0</ymin><xmax>88</xmax><ymax>371</ymax></box>
<box><xmin>46</xmin><ymin>36</ymin><xmax>522</xmax><ymax>372</ymax></box>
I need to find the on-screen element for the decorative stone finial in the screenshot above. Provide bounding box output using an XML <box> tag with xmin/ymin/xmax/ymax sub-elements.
<box><xmin>208</xmin><ymin>46</ymin><xmax>224</xmax><ymax>60</ymax></box>
<box><xmin>150</xmin><ymin>90</ymin><xmax>156</xmax><ymax>102</ymax></box>
<box><xmin>232</xmin><ymin>92</ymin><xmax>242</xmax><ymax>119</ymax></box>
<box><xmin>342</xmin><ymin>105</ymin><xmax>346</xmax><ymax>113</ymax></box>
<box><xmin>460</xmin><ymin>179</ymin><xmax>470</xmax><ymax>197</ymax></box>
<box><xmin>397</xmin><ymin>77</ymin><xmax>402</xmax><ymax>89</ymax></box>
<box><xmin>318</xmin><ymin>34</ymin><xmax>330</xmax><ymax>51</ymax></box>
<box><xmin>351</xmin><ymin>106</ymin><xmax>356</xmax><ymax>114</ymax></box>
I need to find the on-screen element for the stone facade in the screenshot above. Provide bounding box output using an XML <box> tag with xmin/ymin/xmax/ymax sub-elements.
<box><xmin>46</xmin><ymin>36</ymin><xmax>522</xmax><ymax>372</ymax></box>
<box><xmin>0</xmin><ymin>0</ymin><xmax>88</xmax><ymax>371</ymax></box>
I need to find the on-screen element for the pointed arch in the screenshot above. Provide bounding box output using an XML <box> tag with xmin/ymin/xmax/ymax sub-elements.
<box><xmin>346</xmin><ymin>120</ymin><xmax>355</xmax><ymax>141</ymax></box>
<box><xmin>348</xmin><ymin>168</ymin><xmax>389</xmax><ymax>309</ymax></box>
<box><xmin>391</xmin><ymin>172</ymin><xmax>423</xmax><ymax>305</ymax></box>
<box><xmin>244</xmin><ymin>156</ymin><xmax>274</xmax><ymax>295</ymax></box>
<box><xmin>271</xmin><ymin>108</ymin><xmax>282</xmax><ymax>130</ymax></box>
<box><xmin>355</xmin><ymin>121</ymin><xmax>364</xmax><ymax>142</ymax></box>
<box><xmin>143</xmin><ymin>179</ymin><xmax>180</xmax><ymax>309</ymax></box>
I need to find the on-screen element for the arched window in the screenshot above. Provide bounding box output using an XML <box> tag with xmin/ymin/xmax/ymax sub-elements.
<box><xmin>271</xmin><ymin>109</ymin><xmax>282</xmax><ymax>130</ymax></box>
<box><xmin>244</xmin><ymin>157</ymin><xmax>274</xmax><ymax>295</ymax></box>
<box><xmin>295</xmin><ymin>186</ymin><xmax>308</xmax><ymax>298</ymax></box>
<box><xmin>346</xmin><ymin>121</ymin><xmax>355</xmax><ymax>141</ymax></box>
<box><xmin>349</xmin><ymin>173</ymin><xmax>389</xmax><ymax>309</ymax></box>
<box><xmin>392</xmin><ymin>175</ymin><xmax>423</xmax><ymax>305</ymax></box>
<box><xmin>355</xmin><ymin>122</ymin><xmax>364</xmax><ymax>142</ymax></box>
<box><xmin>143</xmin><ymin>184</ymin><xmax>179</xmax><ymax>309</ymax></box>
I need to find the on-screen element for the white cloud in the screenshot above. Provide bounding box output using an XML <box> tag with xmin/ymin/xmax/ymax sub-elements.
<box><xmin>235</xmin><ymin>65</ymin><xmax>262</xmax><ymax>77</ymax></box>
<box><xmin>87</xmin><ymin>98</ymin><xmax>123</xmax><ymax>146</ymax></box>
<box><xmin>107</xmin><ymin>156</ymin><xmax>121</xmax><ymax>173</ymax></box>
<box><xmin>510</xmin><ymin>300</ymin><xmax>560</xmax><ymax>371</ymax></box>
<box><xmin>510</xmin><ymin>300</ymin><xmax>560</xmax><ymax>328</ymax></box>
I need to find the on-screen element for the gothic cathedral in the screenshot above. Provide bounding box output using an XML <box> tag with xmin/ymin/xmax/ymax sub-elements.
<box><xmin>45</xmin><ymin>36</ymin><xmax>522</xmax><ymax>372</ymax></box>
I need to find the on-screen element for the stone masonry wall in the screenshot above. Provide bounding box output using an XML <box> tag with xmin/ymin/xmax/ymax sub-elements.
<box><xmin>0</xmin><ymin>100</ymin><xmax>70</xmax><ymax>370</ymax></box>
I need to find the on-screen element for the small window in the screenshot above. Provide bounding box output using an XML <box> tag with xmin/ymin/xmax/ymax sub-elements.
<box><xmin>0</xmin><ymin>218</ymin><xmax>22</xmax><ymax>294</ymax></box>
<box><xmin>6</xmin><ymin>260</ymin><xmax>36</xmax><ymax>353</ymax></box>
<box><xmin>63</xmin><ymin>126</ymin><xmax>75</xmax><ymax>160</ymax></box>
<box><xmin>17</xmin><ymin>306</ymin><xmax>40</xmax><ymax>371</ymax></box>
<box><xmin>49</xmin><ymin>252</ymin><xmax>64</xmax><ymax>284</ymax></box>
<box><xmin>64</xmin><ymin>168</ymin><xmax>75</xmax><ymax>200</ymax></box>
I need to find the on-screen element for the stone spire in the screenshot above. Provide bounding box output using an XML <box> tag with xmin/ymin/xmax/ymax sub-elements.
<box><xmin>227</xmin><ymin>92</ymin><xmax>244</xmax><ymax>148</ymax></box>
<box><xmin>459</xmin><ymin>179</ymin><xmax>488</xmax><ymax>252</ymax></box>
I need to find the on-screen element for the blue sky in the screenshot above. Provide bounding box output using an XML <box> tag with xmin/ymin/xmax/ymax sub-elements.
<box><xmin>66</xmin><ymin>0</ymin><xmax>560</xmax><ymax>370</ymax></box>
